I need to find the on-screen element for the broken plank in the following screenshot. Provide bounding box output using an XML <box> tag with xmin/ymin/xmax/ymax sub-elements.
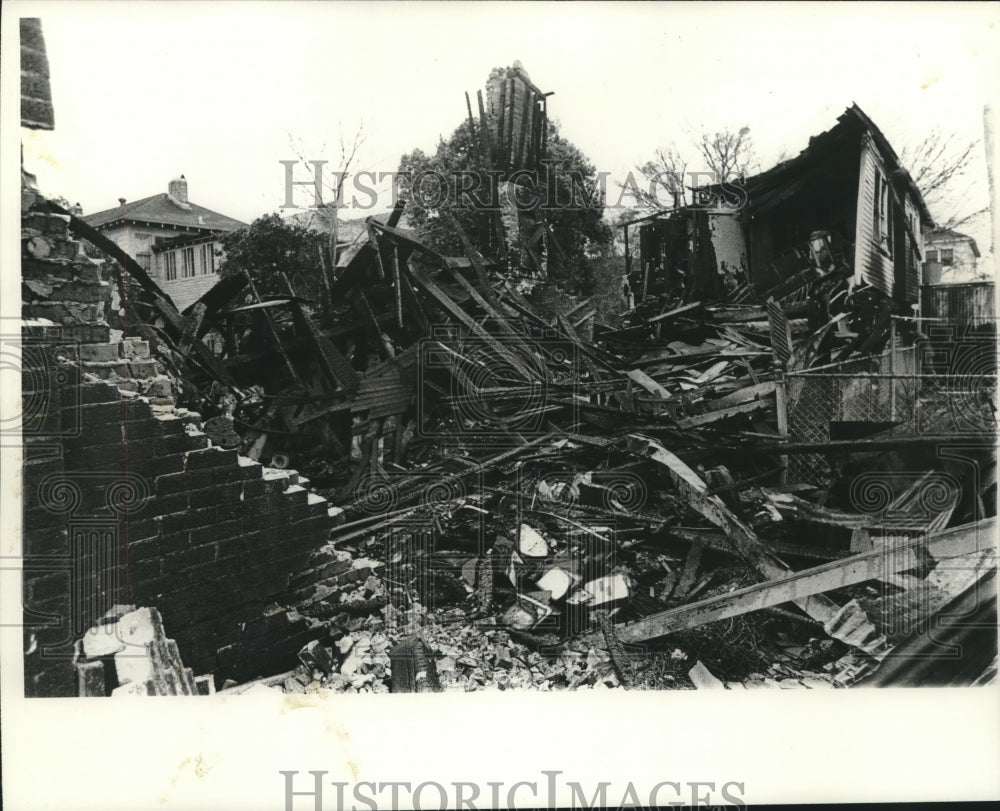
<box><xmin>627</xmin><ymin>369</ymin><xmax>671</xmax><ymax>400</ymax></box>
<box><xmin>673</xmin><ymin>543</ymin><xmax>703</xmax><ymax>599</ymax></box>
<box><xmin>616</xmin><ymin>517</ymin><xmax>997</xmax><ymax>644</ymax></box>
<box><xmin>648</xmin><ymin>301</ymin><xmax>703</xmax><ymax>324</ymax></box>
<box><xmin>676</xmin><ymin>398</ymin><xmax>771</xmax><ymax>429</ymax></box>
<box><xmin>409</xmin><ymin>264</ymin><xmax>536</xmax><ymax>380</ymax></box>
<box><xmin>710</xmin><ymin>381</ymin><xmax>777</xmax><ymax>410</ymax></box>
<box><xmin>626</xmin><ymin>434</ymin><xmax>841</xmax><ymax>626</ymax></box>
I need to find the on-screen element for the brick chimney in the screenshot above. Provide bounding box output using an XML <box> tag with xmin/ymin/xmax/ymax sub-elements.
<box><xmin>168</xmin><ymin>174</ymin><xmax>188</xmax><ymax>205</ymax></box>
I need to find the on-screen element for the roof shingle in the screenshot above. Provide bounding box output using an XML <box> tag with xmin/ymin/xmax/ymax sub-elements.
<box><xmin>83</xmin><ymin>193</ymin><xmax>246</xmax><ymax>232</ymax></box>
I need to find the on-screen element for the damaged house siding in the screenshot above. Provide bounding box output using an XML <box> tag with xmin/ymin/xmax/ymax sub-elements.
<box><xmin>854</xmin><ymin>135</ymin><xmax>899</xmax><ymax>299</ymax></box>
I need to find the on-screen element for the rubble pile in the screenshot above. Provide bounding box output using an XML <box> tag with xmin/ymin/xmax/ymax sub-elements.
<box><xmin>74</xmin><ymin>606</ymin><xmax>215</xmax><ymax>697</ymax></box>
<box><xmin>157</xmin><ymin>204</ymin><xmax>992</xmax><ymax>692</ymax></box>
<box><xmin>44</xmin><ymin>68</ymin><xmax>995</xmax><ymax>693</ymax></box>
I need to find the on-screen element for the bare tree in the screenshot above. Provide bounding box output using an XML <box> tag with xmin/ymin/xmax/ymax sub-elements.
<box><xmin>695</xmin><ymin>125</ymin><xmax>757</xmax><ymax>184</ymax></box>
<box><xmin>288</xmin><ymin>121</ymin><xmax>366</xmax><ymax>316</ymax></box>
<box><xmin>288</xmin><ymin>120</ymin><xmax>367</xmax><ymax>258</ymax></box>
<box><xmin>633</xmin><ymin>146</ymin><xmax>688</xmax><ymax>209</ymax></box>
<box><xmin>629</xmin><ymin>125</ymin><xmax>758</xmax><ymax>211</ymax></box>
<box><xmin>901</xmin><ymin>128</ymin><xmax>987</xmax><ymax>230</ymax></box>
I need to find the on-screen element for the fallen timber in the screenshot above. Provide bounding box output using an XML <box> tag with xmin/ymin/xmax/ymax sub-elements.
<box><xmin>59</xmin><ymin>64</ymin><xmax>997</xmax><ymax>694</ymax></box>
<box><xmin>612</xmin><ymin>517</ymin><xmax>997</xmax><ymax>644</ymax></box>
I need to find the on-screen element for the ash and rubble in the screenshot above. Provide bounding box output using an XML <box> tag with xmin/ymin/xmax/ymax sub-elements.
<box><xmin>24</xmin><ymin>61</ymin><xmax>998</xmax><ymax>695</ymax></box>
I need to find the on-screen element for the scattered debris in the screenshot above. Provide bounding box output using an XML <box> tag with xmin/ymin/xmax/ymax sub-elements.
<box><xmin>74</xmin><ymin>607</ymin><xmax>209</xmax><ymax>697</ymax></box>
<box><xmin>42</xmin><ymin>64</ymin><xmax>998</xmax><ymax>693</ymax></box>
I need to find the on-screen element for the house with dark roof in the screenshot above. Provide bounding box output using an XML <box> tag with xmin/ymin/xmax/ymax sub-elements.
<box><xmin>626</xmin><ymin>104</ymin><xmax>934</xmax><ymax>311</ymax></box>
<box><xmin>83</xmin><ymin>176</ymin><xmax>245</xmax><ymax>310</ymax></box>
<box><xmin>923</xmin><ymin>227</ymin><xmax>981</xmax><ymax>281</ymax></box>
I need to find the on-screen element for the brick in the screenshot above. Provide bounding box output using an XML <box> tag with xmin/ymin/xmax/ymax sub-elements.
<box><xmin>215</xmin><ymin>535</ymin><xmax>253</xmax><ymax>561</ymax></box>
<box><xmin>121</xmin><ymin>339</ymin><xmax>150</xmax><ymax>359</ymax></box>
<box><xmin>27</xmin><ymin>570</ymin><xmax>70</xmax><ymax>604</ymax></box>
<box><xmin>121</xmin><ymin>450</ymin><xmax>185</xmax><ymax>477</ymax></box>
<box><xmin>245</xmin><ymin>507</ymin><xmax>293</xmax><ymax>532</ymax></box>
<box><xmin>157</xmin><ymin>433</ymin><xmax>208</xmax><ymax>455</ymax></box>
<box><xmin>73</xmin><ymin>382</ymin><xmax>120</xmax><ymax>405</ymax></box>
<box><xmin>188</xmin><ymin>482</ymin><xmax>242</xmax><ymax>510</ymax></box>
<box><xmin>127</xmin><ymin>361</ymin><xmax>160</xmax><ymax>378</ymax></box>
<box><xmin>64</xmin><ymin>423</ymin><xmax>123</xmax><ymax>449</ymax></box>
<box><xmin>122</xmin><ymin>419</ymin><xmax>169</xmax><ymax>443</ymax></box>
<box><xmin>77</xmin><ymin>660</ymin><xmax>107</xmax><ymax>696</ymax></box>
<box><xmin>278</xmin><ymin>486</ymin><xmax>310</xmax><ymax>508</ymax></box>
<box><xmin>121</xmin><ymin>518</ymin><xmax>161</xmax><ymax>544</ymax></box>
<box><xmin>22</xmin><ymin>453</ymin><xmax>65</xmax><ymax>478</ymax></box>
<box><xmin>23</xmin><ymin>527</ymin><xmax>69</xmax><ymax>556</ymax></box>
<box><xmin>159</xmin><ymin>507</ymin><xmax>217</xmax><ymax>535</ymax></box>
<box><xmin>49</xmin><ymin>282</ymin><xmax>111</xmax><ymax>304</ymax></box>
<box><xmin>288</xmin><ymin>513</ymin><xmax>335</xmax><ymax>535</ymax></box>
<box><xmin>145</xmin><ymin>493</ymin><xmax>188</xmax><ymax>517</ymax></box>
<box><xmin>26</xmin><ymin>662</ymin><xmax>76</xmax><ymax>698</ymax></box>
<box><xmin>127</xmin><ymin>557</ymin><xmax>162</xmax><ymax>583</ymax></box>
<box><xmin>60</xmin><ymin>323</ymin><xmax>112</xmax><ymax>344</ymax></box>
<box><xmin>23</xmin><ymin>212</ymin><xmax>70</xmax><ymax>237</ymax></box>
<box><xmin>23</xmin><ymin>505</ymin><xmax>68</xmax><ymax>530</ymax></box>
<box><xmin>155</xmin><ymin>470</ymin><xmax>212</xmax><ymax>496</ymax></box>
<box><xmin>130</xmin><ymin>574</ymin><xmax>172</xmax><ymax>603</ymax></box>
<box><xmin>185</xmin><ymin>448</ymin><xmax>239</xmax><ymax>471</ymax></box>
<box><xmin>213</xmin><ymin>501</ymin><xmax>244</xmax><ymax>522</ymax></box>
<box><xmin>72</xmin><ymin>400</ymin><xmax>132</xmax><ymax>424</ymax></box>
<box><xmin>239</xmin><ymin>479</ymin><xmax>271</xmax><ymax>500</ymax></box>
<box><xmin>211</xmin><ymin>464</ymin><xmax>262</xmax><ymax>485</ymax></box>
<box><xmin>162</xmin><ymin>542</ymin><xmax>216</xmax><ymax>569</ymax></box>
<box><xmin>189</xmin><ymin>520</ymin><xmax>241</xmax><ymax>547</ymax></box>
<box><xmin>126</xmin><ymin>537</ymin><xmax>163</xmax><ymax>563</ymax></box>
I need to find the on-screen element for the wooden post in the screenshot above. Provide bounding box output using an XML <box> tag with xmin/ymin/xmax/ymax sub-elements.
<box><xmin>775</xmin><ymin>378</ymin><xmax>789</xmax><ymax>485</ymax></box>
<box><xmin>889</xmin><ymin>317</ymin><xmax>897</xmax><ymax>421</ymax></box>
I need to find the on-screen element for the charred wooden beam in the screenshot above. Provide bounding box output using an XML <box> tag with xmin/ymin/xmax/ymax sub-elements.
<box><xmin>615</xmin><ymin>517</ymin><xmax>997</xmax><ymax>644</ymax></box>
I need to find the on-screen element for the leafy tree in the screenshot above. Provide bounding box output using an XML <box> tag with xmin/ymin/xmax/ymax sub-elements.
<box><xmin>398</xmin><ymin>120</ymin><xmax>612</xmax><ymax>291</ymax></box>
<box><xmin>217</xmin><ymin>213</ymin><xmax>324</xmax><ymax>302</ymax></box>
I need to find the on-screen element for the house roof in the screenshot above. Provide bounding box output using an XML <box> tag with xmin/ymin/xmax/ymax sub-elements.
<box><xmin>151</xmin><ymin>231</ymin><xmax>222</xmax><ymax>253</ymax></box>
<box><xmin>706</xmin><ymin>104</ymin><xmax>934</xmax><ymax>229</ymax></box>
<box><xmin>924</xmin><ymin>227</ymin><xmax>981</xmax><ymax>257</ymax></box>
<box><xmin>83</xmin><ymin>193</ymin><xmax>246</xmax><ymax>232</ymax></box>
<box><xmin>845</xmin><ymin>103</ymin><xmax>934</xmax><ymax>228</ymax></box>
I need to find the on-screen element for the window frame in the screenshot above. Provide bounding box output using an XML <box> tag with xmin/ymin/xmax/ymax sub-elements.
<box><xmin>201</xmin><ymin>243</ymin><xmax>216</xmax><ymax>275</ymax></box>
<box><xmin>182</xmin><ymin>247</ymin><xmax>196</xmax><ymax>278</ymax></box>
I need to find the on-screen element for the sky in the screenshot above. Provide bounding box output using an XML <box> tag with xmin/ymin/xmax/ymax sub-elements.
<box><xmin>16</xmin><ymin>1</ymin><xmax>1000</xmax><ymax>254</ymax></box>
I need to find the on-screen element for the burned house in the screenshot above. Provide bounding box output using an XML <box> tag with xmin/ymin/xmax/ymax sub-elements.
<box><xmin>18</xmin><ymin>41</ymin><xmax>997</xmax><ymax>701</ymax></box>
<box><xmin>627</xmin><ymin>105</ymin><xmax>933</xmax><ymax>316</ymax></box>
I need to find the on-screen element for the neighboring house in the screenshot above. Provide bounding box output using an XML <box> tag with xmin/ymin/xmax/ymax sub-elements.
<box><xmin>627</xmin><ymin>104</ymin><xmax>933</xmax><ymax>310</ymax></box>
<box><xmin>923</xmin><ymin>227</ymin><xmax>980</xmax><ymax>281</ymax></box>
<box><xmin>285</xmin><ymin>204</ymin><xmax>408</xmax><ymax>250</ymax></box>
<box><xmin>82</xmin><ymin>176</ymin><xmax>245</xmax><ymax>310</ymax></box>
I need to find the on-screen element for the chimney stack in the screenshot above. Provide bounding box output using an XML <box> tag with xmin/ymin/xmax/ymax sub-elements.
<box><xmin>168</xmin><ymin>174</ymin><xmax>188</xmax><ymax>204</ymax></box>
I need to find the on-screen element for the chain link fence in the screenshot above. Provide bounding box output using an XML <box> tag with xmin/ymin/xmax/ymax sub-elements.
<box><xmin>784</xmin><ymin>343</ymin><xmax>997</xmax><ymax>483</ymax></box>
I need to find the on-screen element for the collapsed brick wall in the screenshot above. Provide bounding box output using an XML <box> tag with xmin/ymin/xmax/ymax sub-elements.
<box><xmin>21</xmin><ymin>189</ymin><xmax>353</xmax><ymax>695</ymax></box>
